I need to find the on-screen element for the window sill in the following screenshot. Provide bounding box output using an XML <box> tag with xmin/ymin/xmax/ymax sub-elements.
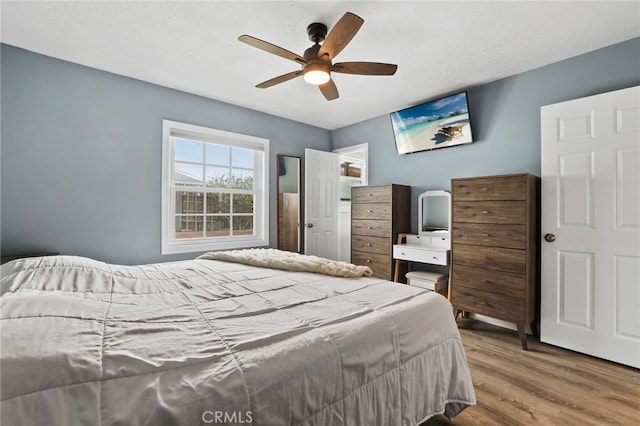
<box><xmin>161</xmin><ymin>237</ymin><xmax>269</xmax><ymax>255</ymax></box>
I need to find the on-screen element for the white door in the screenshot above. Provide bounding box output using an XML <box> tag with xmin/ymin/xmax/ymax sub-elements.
<box><xmin>540</xmin><ymin>85</ymin><xmax>640</xmax><ymax>368</ymax></box>
<box><xmin>304</xmin><ymin>148</ymin><xmax>340</xmax><ymax>260</ymax></box>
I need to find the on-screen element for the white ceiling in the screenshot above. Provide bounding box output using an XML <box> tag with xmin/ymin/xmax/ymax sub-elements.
<box><xmin>1</xmin><ymin>1</ymin><xmax>639</xmax><ymax>130</ymax></box>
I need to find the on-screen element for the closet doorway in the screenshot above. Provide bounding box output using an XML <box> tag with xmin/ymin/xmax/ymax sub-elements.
<box><xmin>333</xmin><ymin>143</ymin><xmax>369</xmax><ymax>263</ymax></box>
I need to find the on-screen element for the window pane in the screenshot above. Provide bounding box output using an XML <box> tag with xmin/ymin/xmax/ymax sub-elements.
<box><xmin>232</xmin><ymin>194</ymin><xmax>253</xmax><ymax>214</ymax></box>
<box><xmin>233</xmin><ymin>216</ymin><xmax>254</xmax><ymax>236</ymax></box>
<box><xmin>175</xmin><ymin>138</ymin><xmax>203</xmax><ymax>163</ymax></box>
<box><xmin>176</xmin><ymin>192</ymin><xmax>204</xmax><ymax>214</ymax></box>
<box><xmin>205</xmin><ymin>166</ymin><xmax>230</xmax><ymax>187</ymax></box>
<box><xmin>175</xmin><ymin>216</ymin><xmax>203</xmax><ymax>239</ymax></box>
<box><xmin>164</xmin><ymin>120</ymin><xmax>269</xmax><ymax>254</ymax></box>
<box><xmin>232</xmin><ymin>147</ymin><xmax>254</xmax><ymax>169</ymax></box>
<box><xmin>207</xmin><ymin>193</ymin><xmax>230</xmax><ymax>213</ymax></box>
<box><xmin>230</xmin><ymin>169</ymin><xmax>254</xmax><ymax>189</ymax></box>
<box><xmin>206</xmin><ymin>144</ymin><xmax>230</xmax><ymax>166</ymax></box>
<box><xmin>206</xmin><ymin>216</ymin><xmax>230</xmax><ymax>237</ymax></box>
<box><xmin>175</xmin><ymin>163</ymin><xmax>203</xmax><ymax>185</ymax></box>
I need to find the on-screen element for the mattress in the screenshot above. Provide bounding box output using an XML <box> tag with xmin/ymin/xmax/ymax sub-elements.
<box><xmin>0</xmin><ymin>254</ymin><xmax>475</xmax><ymax>425</ymax></box>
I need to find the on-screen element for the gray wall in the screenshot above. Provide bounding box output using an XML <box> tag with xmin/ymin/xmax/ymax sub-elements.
<box><xmin>331</xmin><ymin>37</ymin><xmax>640</xmax><ymax>232</ymax></box>
<box><xmin>2</xmin><ymin>38</ymin><xmax>639</xmax><ymax>264</ymax></box>
<box><xmin>1</xmin><ymin>44</ymin><xmax>331</xmax><ymax>264</ymax></box>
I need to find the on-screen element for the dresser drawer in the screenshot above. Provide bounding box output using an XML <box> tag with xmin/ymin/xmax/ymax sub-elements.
<box><xmin>352</xmin><ymin>220</ymin><xmax>391</xmax><ymax>237</ymax></box>
<box><xmin>453</xmin><ymin>264</ymin><xmax>525</xmax><ymax>298</ymax></box>
<box><xmin>452</xmin><ymin>286</ymin><xmax>525</xmax><ymax>323</ymax></box>
<box><xmin>453</xmin><ymin>201</ymin><xmax>526</xmax><ymax>224</ymax></box>
<box><xmin>452</xmin><ymin>223</ymin><xmax>526</xmax><ymax>249</ymax></box>
<box><xmin>351</xmin><ymin>185</ymin><xmax>392</xmax><ymax>203</ymax></box>
<box><xmin>352</xmin><ymin>203</ymin><xmax>391</xmax><ymax>220</ymax></box>
<box><xmin>453</xmin><ymin>244</ymin><xmax>525</xmax><ymax>274</ymax></box>
<box><xmin>351</xmin><ymin>251</ymin><xmax>391</xmax><ymax>279</ymax></box>
<box><xmin>453</xmin><ymin>175</ymin><xmax>528</xmax><ymax>201</ymax></box>
<box><xmin>352</xmin><ymin>235</ymin><xmax>390</xmax><ymax>255</ymax></box>
<box><xmin>393</xmin><ymin>245</ymin><xmax>449</xmax><ymax>266</ymax></box>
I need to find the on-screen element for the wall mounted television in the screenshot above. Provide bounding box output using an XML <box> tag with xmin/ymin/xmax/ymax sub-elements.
<box><xmin>390</xmin><ymin>91</ymin><xmax>474</xmax><ymax>155</ymax></box>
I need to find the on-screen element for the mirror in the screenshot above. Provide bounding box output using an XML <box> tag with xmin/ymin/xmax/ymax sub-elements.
<box><xmin>418</xmin><ymin>190</ymin><xmax>451</xmax><ymax>240</ymax></box>
<box><xmin>277</xmin><ymin>155</ymin><xmax>301</xmax><ymax>253</ymax></box>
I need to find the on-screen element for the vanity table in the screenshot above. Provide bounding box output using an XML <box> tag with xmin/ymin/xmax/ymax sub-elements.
<box><xmin>392</xmin><ymin>190</ymin><xmax>451</xmax><ymax>293</ymax></box>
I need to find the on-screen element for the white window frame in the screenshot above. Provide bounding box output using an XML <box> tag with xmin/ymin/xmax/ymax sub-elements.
<box><xmin>161</xmin><ymin>119</ymin><xmax>269</xmax><ymax>254</ymax></box>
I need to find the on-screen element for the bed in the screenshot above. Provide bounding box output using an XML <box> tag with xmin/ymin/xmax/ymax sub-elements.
<box><xmin>0</xmin><ymin>250</ymin><xmax>475</xmax><ymax>425</ymax></box>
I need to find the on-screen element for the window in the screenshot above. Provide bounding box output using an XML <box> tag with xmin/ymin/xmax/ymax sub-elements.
<box><xmin>162</xmin><ymin>120</ymin><xmax>269</xmax><ymax>254</ymax></box>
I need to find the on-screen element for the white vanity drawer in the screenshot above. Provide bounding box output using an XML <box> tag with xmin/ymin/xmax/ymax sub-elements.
<box><xmin>393</xmin><ymin>245</ymin><xmax>449</xmax><ymax>266</ymax></box>
<box><xmin>406</xmin><ymin>234</ymin><xmax>450</xmax><ymax>249</ymax></box>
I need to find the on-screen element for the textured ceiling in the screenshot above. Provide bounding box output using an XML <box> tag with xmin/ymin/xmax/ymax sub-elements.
<box><xmin>1</xmin><ymin>1</ymin><xmax>639</xmax><ymax>130</ymax></box>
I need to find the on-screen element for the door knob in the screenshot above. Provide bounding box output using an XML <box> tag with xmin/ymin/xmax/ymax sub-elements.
<box><xmin>544</xmin><ymin>233</ymin><xmax>556</xmax><ymax>242</ymax></box>
<box><xmin>307</xmin><ymin>223</ymin><xmax>314</xmax><ymax>228</ymax></box>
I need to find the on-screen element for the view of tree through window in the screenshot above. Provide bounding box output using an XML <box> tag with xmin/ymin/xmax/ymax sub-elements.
<box><xmin>162</xmin><ymin>120</ymin><xmax>268</xmax><ymax>254</ymax></box>
<box><xmin>174</xmin><ymin>138</ymin><xmax>256</xmax><ymax>239</ymax></box>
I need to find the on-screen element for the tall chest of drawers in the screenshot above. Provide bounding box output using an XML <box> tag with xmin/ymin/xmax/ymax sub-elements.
<box><xmin>451</xmin><ymin>173</ymin><xmax>539</xmax><ymax>349</ymax></box>
<box><xmin>351</xmin><ymin>184</ymin><xmax>411</xmax><ymax>280</ymax></box>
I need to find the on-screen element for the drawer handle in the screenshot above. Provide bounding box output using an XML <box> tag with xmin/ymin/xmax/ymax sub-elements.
<box><xmin>482</xmin><ymin>233</ymin><xmax>490</xmax><ymax>237</ymax></box>
<box><xmin>367</xmin><ymin>193</ymin><xmax>373</xmax><ymax>196</ymax></box>
<box><xmin>365</xmin><ymin>259</ymin><xmax>372</xmax><ymax>263</ymax></box>
<box><xmin>482</xmin><ymin>187</ymin><xmax>488</xmax><ymax>191</ymax></box>
<box><xmin>367</xmin><ymin>210</ymin><xmax>373</xmax><ymax>213</ymax></box>
<box><xmin>366</xmin><ymin>243</ymin><xmax>372</xmax><ymax>246</ymax></box>
<box><xmin>482</xmin><ymin>210</ymin><xmax>489</xmax><ymax>214</ymax></box>
<box><xmin>367</xmin><ymin>226</ymin><xmax>372</xmax><ymax>230</ymax></box>
<box><xmin>432</xmin><ymin>256</ymin><xmax>439</xmax><ymax>260</ymax></box>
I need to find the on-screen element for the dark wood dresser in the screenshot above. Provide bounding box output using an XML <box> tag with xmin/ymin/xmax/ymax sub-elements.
<box><xmin>351</xmin><ymin>184</ymin><xmax>411</xmax><ymax>280</ymax></box>
<box><xmin>450</xmin><ymin>173</ymin><xmax>539</xmax><ymax>349</ymax></box>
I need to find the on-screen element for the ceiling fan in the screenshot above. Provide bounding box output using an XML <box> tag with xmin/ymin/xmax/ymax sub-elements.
<box><xmin>238</xmin><ymin>12</ymin><xmax>398</xmax><ymax>101</ymax></box>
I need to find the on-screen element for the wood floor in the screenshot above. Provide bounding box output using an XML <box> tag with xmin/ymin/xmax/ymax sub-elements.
<box><xmin>423</xmin><ymin>319</ymin><xmax>640</xmax><ymax>425</ymax></box>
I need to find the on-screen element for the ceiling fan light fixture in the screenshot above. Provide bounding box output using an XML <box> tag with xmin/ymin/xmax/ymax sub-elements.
<box><xmin>240</xmin><ymin>12</ymin><xmax>395</xmax><ymax>100</ymax></box>
<box><xmin>303</xmin><ymin>63</ymin><xmax>330</xmax><ymax>85</ymax></box>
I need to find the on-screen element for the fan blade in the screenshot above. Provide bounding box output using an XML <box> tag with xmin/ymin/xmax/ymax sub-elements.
<box><xmin>256</xmin><ymin>70</ymin><xmax>303</xmax><ymax>89</ymax></box>
<box><xmin>319</xmin><ymin>79</ymin><xmax>339</xmax><ymax>101</ymax></box>
<box><xmin>332</xmin><ymin>62</ymin><xmax>398</xmax><ymax>76</ymax></box>
<box><xmin>318</xmin><ymin>12</ymin><xmax>364</xmax><ymax>60</ymax></box>
<box><xmin>238</xmin><ymin>35</ymin><xmax>307</xmax><ymax>65</ymax></box>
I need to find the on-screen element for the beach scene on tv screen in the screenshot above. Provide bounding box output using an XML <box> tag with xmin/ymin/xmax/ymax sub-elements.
<box><xmin>391</xmin><ymin>92</ymin><xmax>473</xmax><ymax>154</ymax></box>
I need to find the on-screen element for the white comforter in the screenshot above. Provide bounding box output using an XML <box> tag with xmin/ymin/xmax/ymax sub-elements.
<box><xmin>0</xmin><ymin>255</ymin><xmax>475</xmax><ymax>426</ymax></box>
